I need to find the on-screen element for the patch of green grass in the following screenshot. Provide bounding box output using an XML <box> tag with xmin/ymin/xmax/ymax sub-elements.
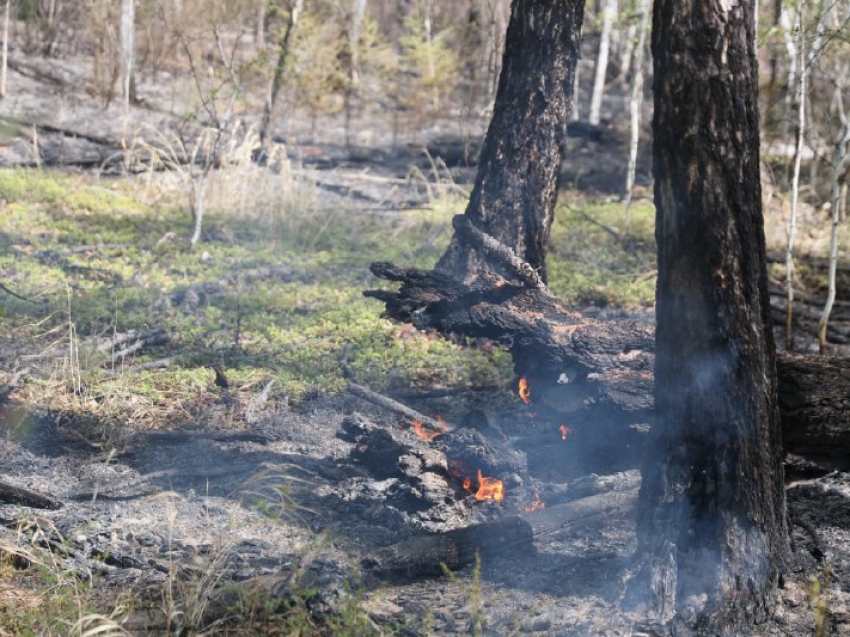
<box><xmin>548</xmin><ymin>200</ymin><xmax>657</xmax><ymax>309</ymax></box>
<box><xmin>0</xmin><ymin>168</ymin><xmax>504</xmax><ymax>430</ymax></box>
<box><xmin>0</xmin><ymin>168</ymin><xmax>656</xmax><ymax>436</ymax></box>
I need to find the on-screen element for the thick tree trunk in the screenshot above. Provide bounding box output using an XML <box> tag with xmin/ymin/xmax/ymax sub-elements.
<box><xmin>435</xmin><ymin>0</ymin><xmax>585</xmax><ymax>285</ymax></box>
<box><xmin>635</xmin><ymin>0</ymin><xmax>790</xmax><ymax>630</ymax></box>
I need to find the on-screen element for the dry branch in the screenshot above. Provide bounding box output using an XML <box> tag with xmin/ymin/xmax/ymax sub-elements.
<box><xmin>0</xmin><ymin>480</ymin><xmax>62</xmax><ymax>509</ymax></box>
<box><xmin>346</xmin><ymin>382</ymin><xmax>447</xmax><ymax>434</ymax></box>
<box><xmin>451</xmin><ymin>215</ymin><xmax>550</xmax><ymax>292</ymax></box>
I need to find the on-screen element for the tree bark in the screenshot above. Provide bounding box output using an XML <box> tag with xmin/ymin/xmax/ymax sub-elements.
<box><xmin>435</xmin><ymin>0</ymin><xmax>586</xmax><ymax>285</ymax></box>
<box><xmin>633</xmin><ymin>0</ymin><xmax>790</xmax><ymax>630</ymax></box>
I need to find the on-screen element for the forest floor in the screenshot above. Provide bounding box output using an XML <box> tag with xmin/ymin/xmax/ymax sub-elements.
<box><xmin>1</xmin><ymin>50</ymin><xmax>850</xmax><ymax>635</ymax></box>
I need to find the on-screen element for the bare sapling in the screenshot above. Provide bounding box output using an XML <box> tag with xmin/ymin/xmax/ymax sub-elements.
<box><xmin>786</xmin><ymin>2</ymin><xmax>827</xmax><ymax>349</ymax></box>
<box><xmin>588</xmin><ymin>0</ymin><xmax>615</xmax><ymax>126</ymax></box>
<box><xmin>258</xmin><ymin>0</ymin><xmax>305</xmax><ymax>153</ymax></box>
<box><xmin>786</xmin><ymin>5</ymin><xmax>806</xmax><ymax>350</ymax></box>
<box><xmin>623</xmin><ymin>0</ymin><xmax>649</xmax><ymax>224</ymax></box>
<box><xmin>818</xmin><ymin>110</ymin><xmax>850</xmax><ymax>352</ymax></box>
<box><xmin>181</xmin><ymin>23</ymin><xmax>247</xmax><ymax>248</ymax></box>
<box><xmin>0</xmin><ymin>0</ymin><xmax>9</xmax><ymax>99</ymax></box>
<box><xmin>344</xmin><ymin>0</ymin><xmax>368</xmax><ymax>146</ymax></box>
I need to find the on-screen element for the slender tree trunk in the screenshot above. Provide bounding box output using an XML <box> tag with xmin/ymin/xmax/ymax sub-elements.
<box><xmin>623</xmin><ymin>0</ymin><xmax>649</xmax><ymax>221</ymax></box>
<box><xmin>0</xmin><ymin>0</ymin><xmax>10</xmax><ymax>100</ymax></box>
<box><xmin>818</xmin><ymin>118</ymin><xmax>850</xmax><ymax>352</ymax></box>
<box><xmin>631</xmin><ymin>0</ymin><xmax>790</xmax><ymax>630</ymax></box>
<box><xmin>436</xmin><ymin>0</ymin><xmax>586</xmax><ymax>285</ymax></box>
<box><xmin>119</xmin><ymin>0</ymin><xmax>136</xmax><ymax>109</ymax></box>
<box><xmin>786</xmin><ymin>4</ymin><xmax>806</xmax><ymax>350</ymax></box>
<box><xmin>255</xmin><ymin>0</ymin><xmax>266</xmax><ymax>48</ymax></box>
<box><xmin>258</xmin><ymin>0</ymin><xmax>305</xmax><ymax>149</ymax></box>
<box><xmin>588</xmin><ymin>0</ymin><xmax>615</xmax><ymax>126</ymax></box>
<box><xmin>344</xmin><ymin>0</ymin><xmax>368</xmax><ymax>147</ymax></box>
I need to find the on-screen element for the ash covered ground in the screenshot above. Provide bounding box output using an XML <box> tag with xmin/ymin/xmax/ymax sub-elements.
<box><xmin>2</xmin><ymin>389</ymin><xmax>849</xmax><ymax>635</ymax></box>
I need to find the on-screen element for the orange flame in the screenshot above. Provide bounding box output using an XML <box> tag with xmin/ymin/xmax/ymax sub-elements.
<box><xmin>518</xmin><ymin>377</ymin><xmax>531</xmax><ymax>405</ymax></box>
<box><xmin>412</xmin><ymin>419</ymin><xmax>446</xmax><ymax>442</ymax></box>
<box><xmin>474</xmin><ymin>469</ymin><xmax>504</xmax><ymax>502</ymax></box>
<box><xmin>462</xmin><ymin>476</ymin><xmax>472</xmax><ymax>491</ymax></box>
<box><xmin>559</xmin><ymin>425</ymin><xmax>571</xmax><ymax>440</ymax></box>
<box><xmin>525</xmin><ymin>492</ymin><xmax>546</xmax><ymax>513</ymax></box>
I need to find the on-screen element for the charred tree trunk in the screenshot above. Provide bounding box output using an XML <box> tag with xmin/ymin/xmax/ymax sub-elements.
<box><xmin>435</xmin><ymin>0</ymin><xmax>585</xmax><ymax>285</ymax></box>
<box><xmin>632</xmin><ymin>0</ymin><xmax>790</xmax><ymax>630</ymax></box>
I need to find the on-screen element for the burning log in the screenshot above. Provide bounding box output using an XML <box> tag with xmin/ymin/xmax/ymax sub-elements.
<box><xmin>366</xmin><ymin>257</ymin><xmax>850</xmax><ymax>471</ymax></box>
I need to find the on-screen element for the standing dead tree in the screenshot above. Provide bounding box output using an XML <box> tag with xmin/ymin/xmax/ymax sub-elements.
<box><xmin>629</xmin><ymin>0</ymin><xmax>789</xmax><ymax>629</ymax></box>
<box><xmin>258</xmin><ymin>0</ymin><xmax>305</xmax><ymax>152</ymax></box>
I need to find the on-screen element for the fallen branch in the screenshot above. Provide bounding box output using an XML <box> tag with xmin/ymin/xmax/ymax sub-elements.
<box><xmin>346</xmin><ymin>382</ymin><xmax>447</xmax><ymax>433</ymax></box>
<box><xmin>452</xmin><ymin>215</ymin><xmax>550</xmax><ymax>293</ymax></box>
<box><xmin>102</xmin><ymin>356</ymin><xmax>178</xmax><ymax>375</ymax></box>
<box><xmin>0</xmin><ymin>281</ymin><xmax>29</xmax><ymax>302</ymax></box>
<box><xmin>98</xmin><ymin>326</ymin><xmax>171</xmax><ymax>367</ymax></box>
<box><xmin>31</xmin><ymin>244</ymin><xmax>128</xmax><ymax>259</ymax></box>
<box><xmin>0</xmin><ymin>480</ymin><xmax>62</xmax><ymax>509</ymax></box>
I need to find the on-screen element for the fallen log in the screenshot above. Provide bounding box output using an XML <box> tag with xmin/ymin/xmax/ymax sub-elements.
<box><xmin>363</xmin><ymin>485</ymin><xmax>638</xmax><ymax>582</ymax></box>
<box><xmin>363</xmin><ymin>514</ymin><xmax>534</xmax><ymax>580</ymax></box>
<box><xmin>0</xmin><ymin>480</ymin><xmax>62</xmax><ymax>509</ymax></box>
<box><xmin>366</xmin><ymin>253</ymin><xmax>850</xmax><ymax>470</ymax></box>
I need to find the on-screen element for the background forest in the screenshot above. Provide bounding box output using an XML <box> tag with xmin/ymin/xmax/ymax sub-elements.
<box><xmin>0</xmin><ymin>1</ymin><xmax>849</xmax><ymax>635</ymax></box>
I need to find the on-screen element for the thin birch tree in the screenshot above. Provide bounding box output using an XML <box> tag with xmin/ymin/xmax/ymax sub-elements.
<box><xmin>623</xmin><ymin>0</ymin><xmax>649</xmax><ymax>222</ymax></box>
<box><xmin>588</xmin><ymin>0</ymin><xmax>615</xmax><ymax>126</ymax></box>
<box><xmin>818</xmin><ymin>108</ymin><xmax>850</xmax><ymax>352</ymax></box>
<box><xmin>0</xmin><ymin>0</ymin><xmax>10</xmax><ymax>100</ymax></box>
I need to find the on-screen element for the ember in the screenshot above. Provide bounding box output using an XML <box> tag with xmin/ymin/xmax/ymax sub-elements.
<box><xmin>518</xmin><ymin>377</ymin><xmax>531</xmax><ymax>405</ymax></box>
<box><xmin>412</xmin><ymin>419</ymin><xmax>446</xmax><ymax>442</ymax></box>
<box><xmin>474</xmin><ymin>469</ymin><xmax>504</xmax><ymax>502</ymax></box>
<box><xmin>559</xmin><ymin>425</ymin><xmax>571</xmax><ymax>440</ymax></box>
<box><xmin>525</xmin><ymin>492</ymin><xmax>545</xmax><ymax>513</ymax></box>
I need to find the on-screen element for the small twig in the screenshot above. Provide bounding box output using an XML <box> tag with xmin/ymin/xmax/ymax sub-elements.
<box><xmin>346</xmin><ymin>382</ymin><xmax>447</xmax><ymax>433</ymax></box>
<box><xmin>452</xmin><ymin>215</ymin><xmax>550</xmax><ymax>293</ymax></box>
<box><xmin>0</xmin><ymin>280</ymin><xmax>29</xmax><ymax>301</ymax></box>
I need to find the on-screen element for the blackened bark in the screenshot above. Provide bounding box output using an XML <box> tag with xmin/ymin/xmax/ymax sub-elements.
<box><xmin>634</xmin><ymin>0</ymin><xmax>790</xmax><ymax>630</ymax></box>
<box><xmin>435</xmin><ymin>0</ymin><xmax>585</xmax><ymax>284</ymax></box>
